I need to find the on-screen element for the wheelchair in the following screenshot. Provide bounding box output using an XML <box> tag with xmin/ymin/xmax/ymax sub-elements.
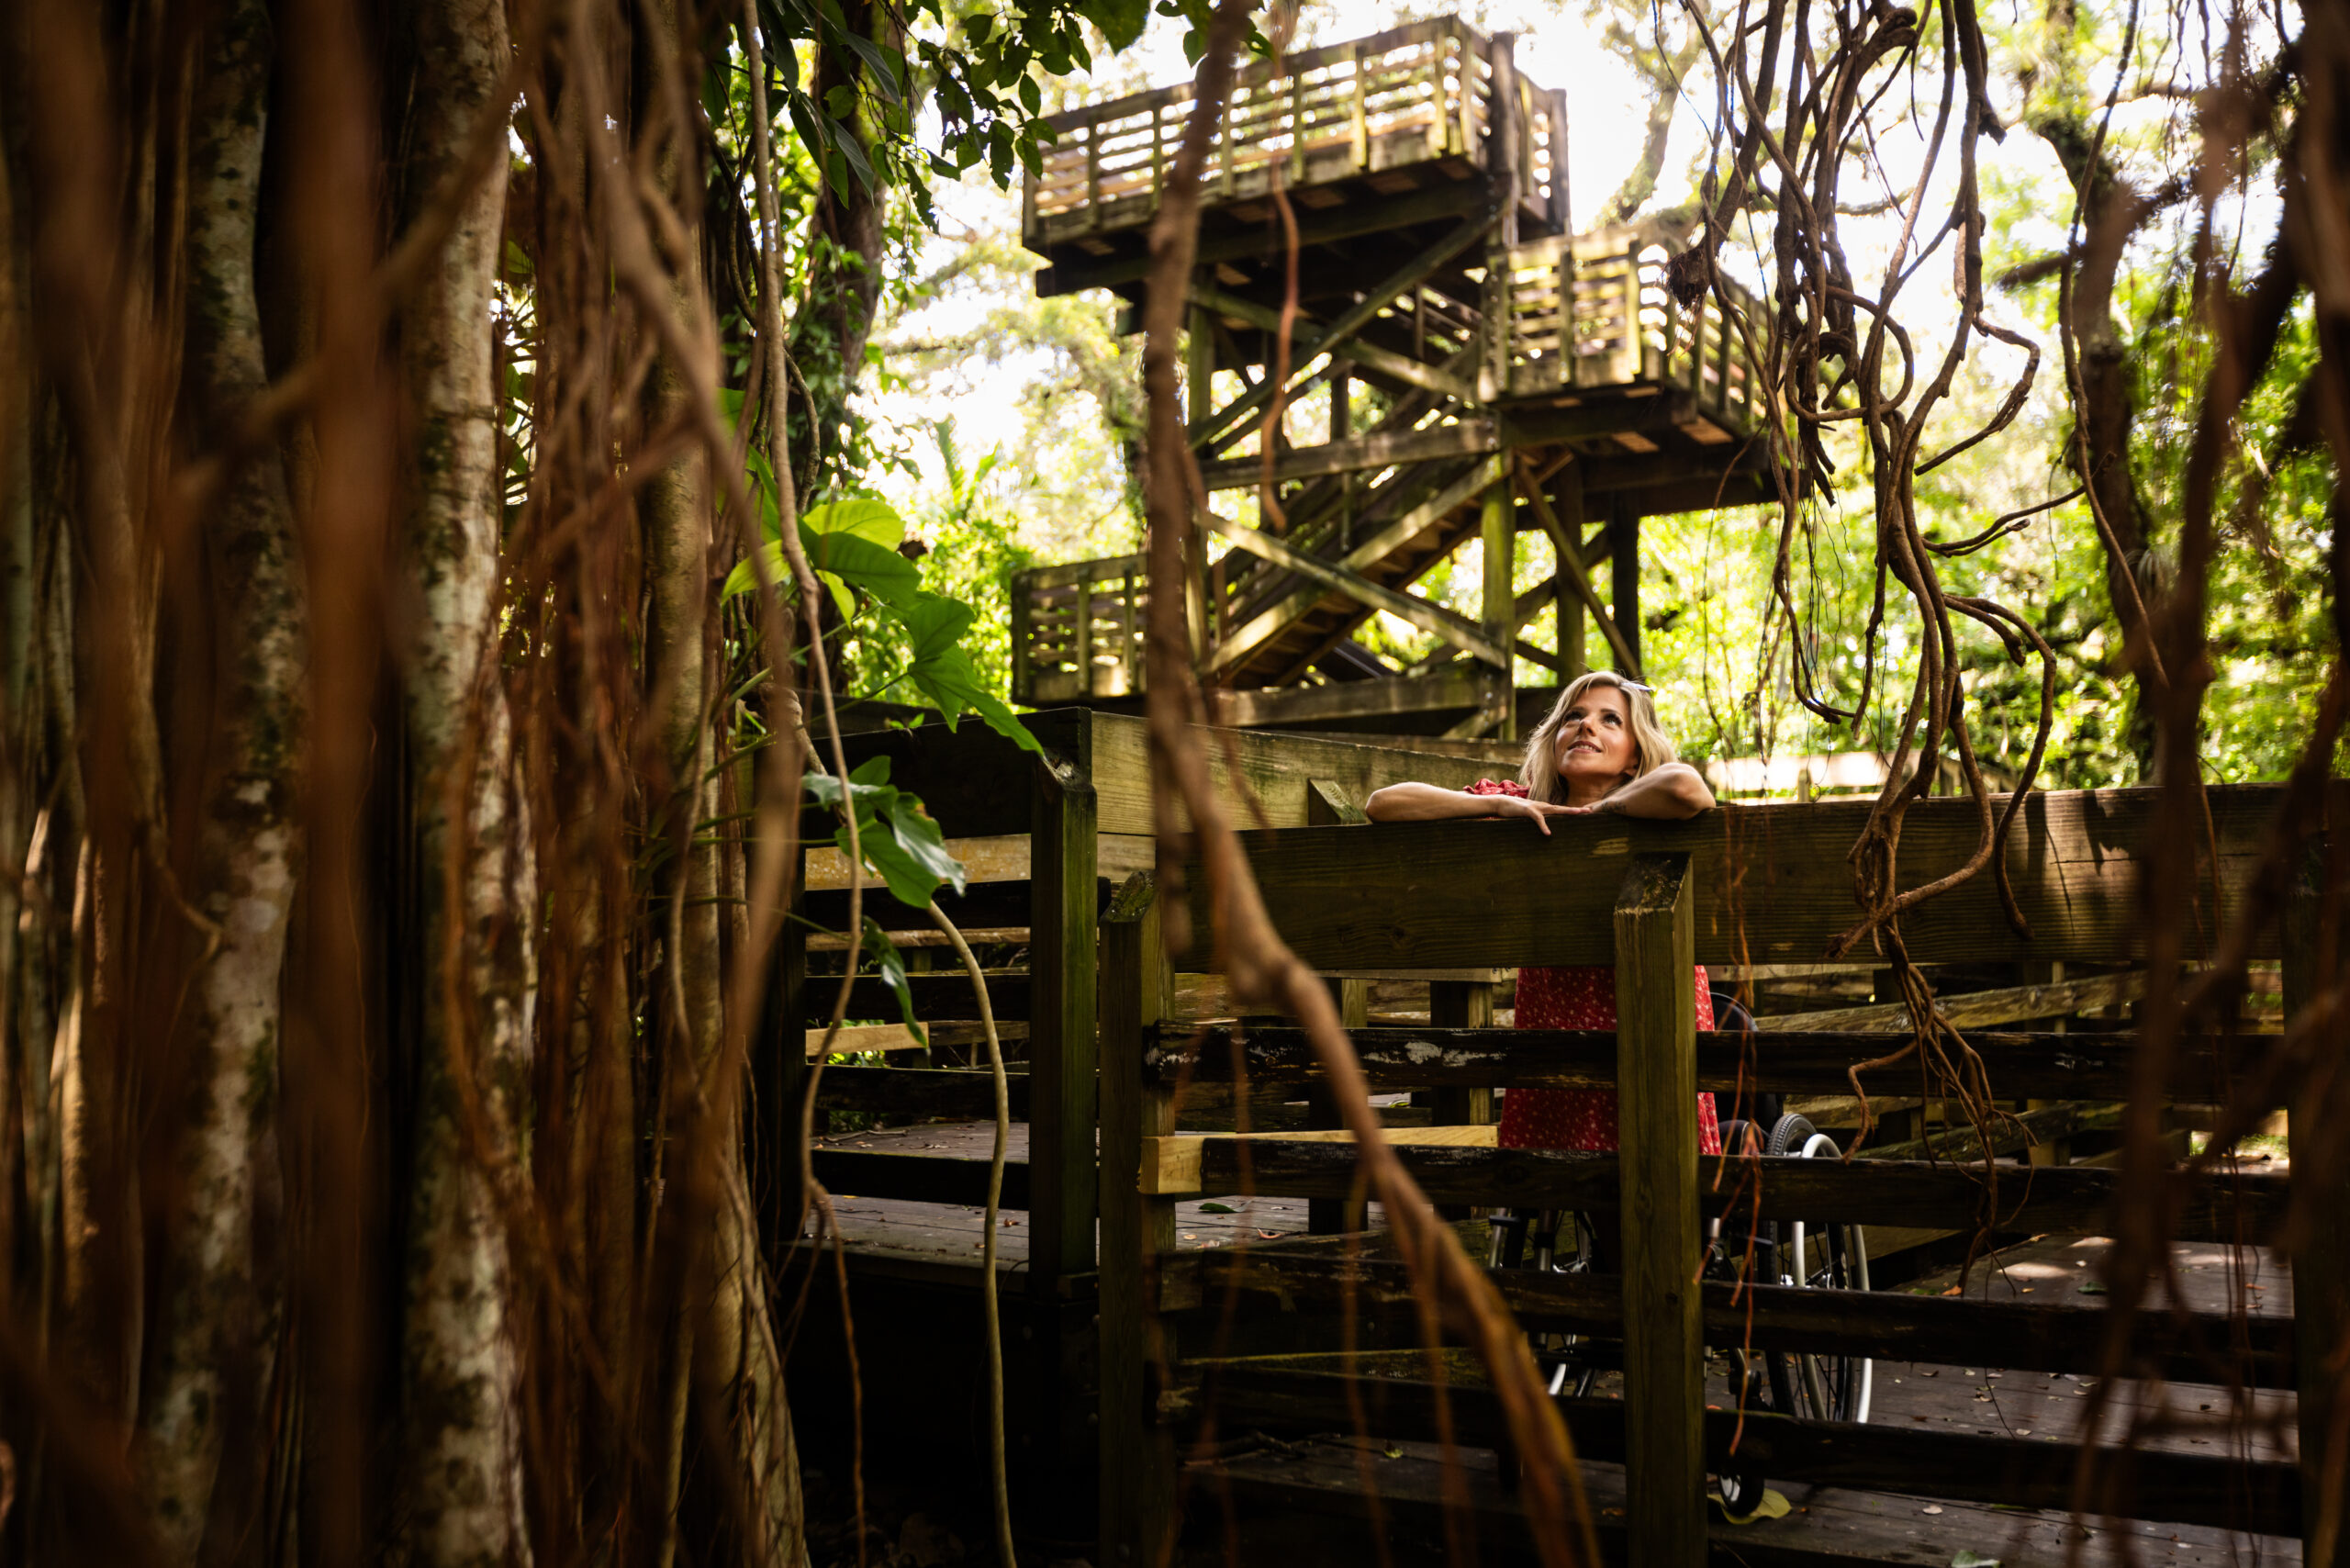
<box><xmin>1483</xmin><ymin>994</ymin><xmax>1873</xmax><ymax>1521</ymax></box>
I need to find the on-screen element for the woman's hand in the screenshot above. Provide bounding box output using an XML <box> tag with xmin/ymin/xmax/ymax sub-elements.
<box><xmin>1486</xmin><ymin>792</ymin><xmax>1582</xmax><ymax>835</ymax></box>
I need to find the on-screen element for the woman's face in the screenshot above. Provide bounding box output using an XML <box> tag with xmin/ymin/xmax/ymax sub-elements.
<box><xmin>1552</xmin><ymin>684</ymin><xmax>1638</xmax><ymax>790</ymax></box>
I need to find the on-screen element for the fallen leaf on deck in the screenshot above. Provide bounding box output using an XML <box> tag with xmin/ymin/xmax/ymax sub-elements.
<box><xmin>1951</xmin><ymin>1550</ymin><xmax>1997</xmax><ymax>1566</ymax></box>
<box><xmin>1200</xmin><ymin>1202</ymin><xmax>1238</xmax><ymax>1214</ymax></box>
<box><xmin>2077</xmin><ymin>1281</ymin><xmax>2108</xmax><ymax>1295</ymax></box>
<box><xmin>1922</xmin><ymin>1505</ymin><xmax>1944</xmax><ymax>1515</ymax></box>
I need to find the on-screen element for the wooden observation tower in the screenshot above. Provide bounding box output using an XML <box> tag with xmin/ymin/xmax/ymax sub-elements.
<box><xmin>1008</xmin><ymin>17</ymin><xmax>1773</xmax><ymax>740</ymax></box>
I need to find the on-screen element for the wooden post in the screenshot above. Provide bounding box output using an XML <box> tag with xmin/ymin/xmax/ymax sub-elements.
<box><xmin>1429</xmin><ymin>978</ymin><xmax>1496</xmax><ymax>1220</ymax></box>
<box><xmin>1482</xmin><ymin>481</ymin><xmax>1516</xmax><ymax>739</ymax></box>
<box><xmin>1614</xmin><ymin>853</ymin><xmax>1705</xmax><ymax>1568</ymax></box>
<box><xmin>1307</xmin><ymin>975</ymin><xmax>1371</xmax><ymax>1233</ymax></box>
<box><xmin>2022</xmin><ymin>960</ymin><xmax>2069</xmax><ymax>1167</ymax></box>
<box><xmin>1486</xmin><ymin>32</ymin><xmax>1520</xmax><ymax>246</ymax></box>
<box><xmin>1184</xmin><ymin>309</ymin><xmax>1214</xmax><ymax>660</ymax></box>
<box><xmin>1606</xmin><ymin>494</ymin><xmax>1641</xmax><ymax>678</ymax></box>
<box><xmin>1348</xmin><ymin>40</ymin><xmax>1369</xmax><ymax>169</ymax></box>
<box><xmin>2282</xmin><ymin>838</ymin><xmax>2350</xmax><ymax>1568</ymax></box>
<box><xmin>1548</xmin><ymin>88</ymin><xmax>1572</xmax><ymax>232</ymax></box>
<box><xmin>1554</xmin><ymin>469</ymin><xmax>1587</xmax><ymax>683</ymax></box>
<box><xmin>1030</xmin><ymin>745</ymin><xmax>1099</xmax><ymax>1288</ymax></box>
<box><xmin>757</xmin><ymin>852</ymin><xmax>810</xmax><ymax>1260</ymax></box>
<box><xmin>1099</xmin><ymin>873</ymin><xmax>1177</xmax><ymax>1568</ymax></box>
<box><xmin>1304</xmin><ymin>779</ymin><xmax>1371</xmax><ymax>1232</ymax></box>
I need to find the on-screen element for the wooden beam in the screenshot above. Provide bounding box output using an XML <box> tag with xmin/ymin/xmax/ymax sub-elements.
<box><xmin>1427</xmin><ymin>978</ymin><xmax>1495</xmax><ymax>1220</ymax></box>
<box><xmin>1206</xmin><ymin>454</ymin><xmax>1505</xmax><ymax>675</ymax></box>
<box><xmin>1305</xmin><ymin>779</ymin><xmax>1369</xmax><ymax>825</ymax></box>
<box><xmin>2284</xmin><ymin>844</ymin><xmax>2349</xmax><ymax>1568</ymax></box>
<box><xmin>1170</xmin><ymin>1141</ymin><xmax>2288</xmax><ymax>1240</ymax></box>
<box><xmin>1145</xmin><ymin>1024</ymin><xmax>2263</xmax><ymax>1102</ymax></box>
<box><xmin>1200</xmin><ymin>510</ymin><xmax>1508</xmax><ymax>666</ymax></box>
<box><xmin>1155</xmin><ymin>1250</ymin><xmax>2300</xmax><ymax>1386</ymax></box>
<box><xmin>1479</xmin><ymin>480</ymin><xmax>1516</xmax><ymax>736</ymax></box>
<box><xmin>1190</xmin><ymin>1368</ymin><xmax>2301</xmax><ymax>1536</ymax></box>
<box><xmin>1613</xmin><ymin>854</ymin><xmax>1705</xmax><ymax>1568</ymax></box>
<box><xmin>1206</xmin><ymin>666</ymin><xmax>1500</xmax><ymax>731</ymax></box>
<box><xmin>1198</xmin><ymin>418</ymin><xmax>1498</xmax><ymax>491</ymax></box>
<box><xmin>1174</xmin><ymin>785</ymin><xmax>2294</xmax><ymax>969</ymax></box>
<box><xmin>1606</xmin><ymin>495</ymin><xmax>1640</xmax><ymax>675</ymax></box>
<box><xmin>1036</xmin><ymin>176</ymin><xmax>1492</xmax><ymax>295</ymax></box>
<box><xmin>1516</xmin><ymin>457</ymin><xmax>1639</xmax><ymax>678</ymax></box>
<box><xmin>1191</xmin><ymin>284</ymin><xmax>1475</xmax><ymax>402</ymax></box>
<box><xmin>1186</xmin><ymin>212</ymin><xmax>1494</xmax><ymax>449</ymax></box>
<box><xmin>1099</xmin><ymin>873</ymin><xmax>1176</xmax><ymax>1568</ymax></box>
<box><xmin>1029</xmin><ymin>750</ymin><xmax>1098</xmax><ymax>1285</ymax></box>
<box><xmin>1756</xmin><ymin>969</ymin><xmax>2144</xmax><ymax>1033</ymax></box>
<box><xmin>1140</xmin><ymin>1124</ymin><xmax>1498</xmax><ymax>1195</ymax></box>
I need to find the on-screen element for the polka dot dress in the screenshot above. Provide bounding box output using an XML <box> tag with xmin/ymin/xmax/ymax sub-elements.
<box><xmin>1467</xmin><ymin>778</ymin><xmax>1721</xmax><ymax>1155</ymax></box>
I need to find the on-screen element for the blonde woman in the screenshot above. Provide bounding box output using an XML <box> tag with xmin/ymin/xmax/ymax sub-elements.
<box><xmin>1363</xmin><ymin>671</ymin><xmax>1719</xmax><ymax>1153</ymax></box>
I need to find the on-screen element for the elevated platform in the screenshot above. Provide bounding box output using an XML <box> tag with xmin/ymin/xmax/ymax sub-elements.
<box><xmin>1025</xmin><ymin>19</ymin><xmax>1566</xmax><ymax>299</ymax></box>
<box><xmin>1013</xmin><ymin>17</ymin><xmax>1774</xmax><ymax>734</ymax></box>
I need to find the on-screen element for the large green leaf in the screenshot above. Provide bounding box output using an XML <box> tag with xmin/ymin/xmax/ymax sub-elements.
<box><xmin>801</xmin><ymin>527</ymin><xmax>922</xmax><ymax>607</ymax></box>
<box><xmin>1080</xmin><ymin>0</ymin><xmax>1148</xmax><ymax>49</ymax></box>
<box><xmin>722</xmin><ymin>522</ymin><xmax>922</xmax><ymax>612</ymax></box>
<box><xmin>802</xmin><ymin>756</ymin><xmax>970</xmax><ymax>910</ymax></box>
<box><xmin>909</xmin><ymin>643</ymin><xmax>1044</xmax><ymax>755</ymax></box>
<box><xmin>861</xmin><ymin>921</ymin><xmax>925</xmax><ymax>1043</ymax></box>
<box><xmin>802</xmin><ymin>496</ymin><xmax>905</xmax><ymax>547</ymax></box>
<box><xmin>883</xmin><ymin>794</ymin><xmax>967</xmax><ymax>898</ymax></box>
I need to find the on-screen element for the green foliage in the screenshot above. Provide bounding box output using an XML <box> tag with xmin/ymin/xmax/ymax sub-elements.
<box><xmin>804</xmin><ymin>757</ymin><xmax>968</xmax><ymax>907</ymax></box>
<box><xmin>725</xmin><ymin>454</ymin><xmax>1042</xmax><ymax>756</ymax></box>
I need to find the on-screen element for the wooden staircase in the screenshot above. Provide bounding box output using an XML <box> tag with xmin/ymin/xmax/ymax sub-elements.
<box><xmin>1011</xmin><ymin>17</ymin><xmax>1775</xmax><ymax>739</ymax></box>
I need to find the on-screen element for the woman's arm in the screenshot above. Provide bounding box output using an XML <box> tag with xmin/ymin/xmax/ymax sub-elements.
<box><xmin>1597</xmin><ymin>762</ymin><xmax>1716</xmax><ymax>820</ymax></box>
<box><xmin>1363</xmin><ymin>781</ymin><xmax>1576</xmax><ymax>834</ymax></box>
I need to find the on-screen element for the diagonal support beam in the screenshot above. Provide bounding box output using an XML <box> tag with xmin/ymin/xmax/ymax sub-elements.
<box><xmin>1199</xmin><ymin>510</ymin><xmax>1508</xmax><ymax>669</ymax></box>
<box><xmin>1207</xmin><ymin>454</ymin><xmax>1507</xmax><ymax>674</ymax></box>
<box><xmin>1516</xmin><ymin>457</ymin><xmax>1643</xmax><ymax>680</ymax></box>
<box><xmin>1199</xmin><ymin>420</ymin><xmax>1497</xmax><ymax>491</ymax></box>
<box><xmin>1190</xmin><ymin>284</ymin><xmax>1477</xmax><ymax>404</ymax></box>
<box><xmin>1186</xmin><ymin>210</ymin><xmax>1494</xmax><ymax>452</ymax></box>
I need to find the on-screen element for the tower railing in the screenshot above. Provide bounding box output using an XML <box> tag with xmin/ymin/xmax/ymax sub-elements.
<box><xmin>1023</xmin><ymin>18</ymin><xmax>1566</xmax><ymax>249</ymax></box>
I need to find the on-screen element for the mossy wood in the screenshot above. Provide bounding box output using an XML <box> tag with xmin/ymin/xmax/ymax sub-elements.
<box><xmin>1178</xmin><ymin>785</ymin><xmax>2293</xmax><ymax>969</ymax></box>
<box><xmin>1147</xmin><ymin>1024</ymin><xmax>2256</xmax><ymax>1101</ymax></box>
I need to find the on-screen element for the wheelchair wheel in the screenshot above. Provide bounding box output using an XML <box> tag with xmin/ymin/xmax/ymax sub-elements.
<box><xmin>1762</xmin><ymin>1114</ymin><xmax>1874</xmax><ymax>1423</ymax></box>
<box><xmin>1489</xmin><ymin>1209</ymin><xmax>1600</xmax><ymax>1398</ymax></box>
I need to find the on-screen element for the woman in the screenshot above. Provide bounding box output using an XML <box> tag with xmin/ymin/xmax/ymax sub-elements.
<box><xmin>1363</xmin><ymin>671</ymin><xmax>1720</xmax><ymax>1154</ymax></box>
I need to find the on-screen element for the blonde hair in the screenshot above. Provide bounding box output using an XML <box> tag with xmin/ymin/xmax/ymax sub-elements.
<box><xmin>1517</xmin><ymin>671</ymin><xmax>1679</xmax><ymax>805</ymax></box>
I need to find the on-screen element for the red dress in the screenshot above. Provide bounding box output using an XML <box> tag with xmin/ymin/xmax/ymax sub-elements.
<box><xmin>1466</xmin><ymin>779</ymin><xmax>1721</xmax><ymax>1155</ymax></box>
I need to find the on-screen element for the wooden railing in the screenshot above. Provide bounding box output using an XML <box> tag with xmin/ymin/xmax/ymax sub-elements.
<box><xmin>1010</xmin><ymin>553</ymin><xmax>1147</xmax><ymax>706</ymax></box>
<box><xmin>1097</xmin><ymin>785</ymin><xmax>2343</xmax><ymax>1568</ymax></box>
<box><xmin>1023</xmin><ymin>18</ymin><xmax>1564</xmax><ymax>247</ymax></box>
<box><xmin>1494</xmin><ymin>228</ymin><xmax>1764</xmax><ymax>431</ymax></box>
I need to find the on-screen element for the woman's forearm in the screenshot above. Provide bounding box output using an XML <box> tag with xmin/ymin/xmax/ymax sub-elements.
<box><xmin>1362</xmin><ymin>781</ymin><xmax>1502</xmax><ymax>822</ymax></box>
<box><xmin>1603</xmin><ymin>763</ymin><xmax>1717</xmax><ymax>819</ymax></box>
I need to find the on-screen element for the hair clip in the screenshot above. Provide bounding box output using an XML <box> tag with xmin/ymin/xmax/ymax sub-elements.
<box><xmin>1616</xmin><ymin>678</ymin><xmax>1654</xmax><ymax>694</ymax></box>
